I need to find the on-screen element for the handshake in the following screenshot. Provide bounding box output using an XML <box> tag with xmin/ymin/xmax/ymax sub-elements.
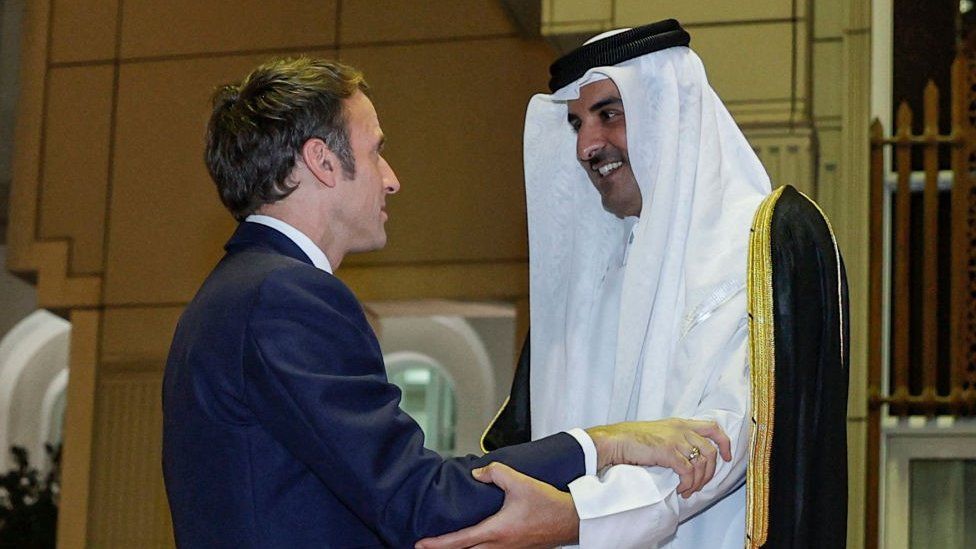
<box><xmin>418</xmin><ymin>418</ymin><xmax>732</xmax><ymax>548</ymax></box>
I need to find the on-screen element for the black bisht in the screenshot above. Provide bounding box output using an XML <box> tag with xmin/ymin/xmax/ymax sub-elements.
<box><xmin>481</xmin><ymin>185</ymin><xmax>850</xmax><ymax>549</ymax></box>
<box><xmin>746</xmin><ymin>185</ymin><xmax>849</xmax><ymax>548</ymax></box>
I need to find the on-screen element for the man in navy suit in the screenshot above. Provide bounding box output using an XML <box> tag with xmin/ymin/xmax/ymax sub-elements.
<box><xmin>162</xmin><ymin>57</ymin><xmax>731</xmax><ymax>548</ymax></box>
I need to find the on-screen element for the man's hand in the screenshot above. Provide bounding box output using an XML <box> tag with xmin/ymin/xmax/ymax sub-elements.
<box><xmin>414</xmin><ymin>462</ymin><xmax>578</xmax><ymax>549</ymax></box>
<box><xmin>586</xmin><ymin>418</ymin><xmax>733</xmax><ymax>498</ymax></box>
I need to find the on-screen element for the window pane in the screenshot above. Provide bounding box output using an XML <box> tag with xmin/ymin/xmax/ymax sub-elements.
<box><xmin>909</xmin><ymin>459</ymin><xmax>976</xmax><ymax>548</ymax></box>
<box><xmin>389</xmin><ymin>364</ymin><xmax>456</xmax><ymax>456</ymax></box>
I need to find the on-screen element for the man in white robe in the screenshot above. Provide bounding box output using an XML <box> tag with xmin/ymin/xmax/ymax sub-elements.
<box><xmin>527</xmin><ymin>21</ymin><xmax>771</xmax><ymax>546</ymax></box>
<box><xmin>419</xmin><ymin>19</ymin><xmax>773</xmax><ymax>548</ymax></box>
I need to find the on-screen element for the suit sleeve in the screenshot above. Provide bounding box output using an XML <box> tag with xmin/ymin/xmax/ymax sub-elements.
<box><xmin>568</xmin><ymin>291</ymin><xmax>750</xmax><ymax>547</ymax></box>
<box><xmin>241</xmin><ymin>267</ymin><xmax>584</xmax><ymax>546</ymax></box>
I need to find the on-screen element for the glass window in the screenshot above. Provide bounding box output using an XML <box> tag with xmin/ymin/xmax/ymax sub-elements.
<box><xmin>389</xmin><ymin>360</ymin><xmax>457</xmax><ymax>456</ymax></box>
<box><xmin>909</xmin><ymin>459</ymin><xmax>976</xmax><ymax>548</ymax></box>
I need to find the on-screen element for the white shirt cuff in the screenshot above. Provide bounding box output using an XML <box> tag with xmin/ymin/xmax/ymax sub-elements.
<box><xmin>565</xmin><ymin>427</ymin><xmax>597</xmax><ymax>476</ymax></box>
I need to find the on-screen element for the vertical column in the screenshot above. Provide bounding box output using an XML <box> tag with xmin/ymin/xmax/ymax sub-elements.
<box><xmin>56</xmin><ymin>309</ymin><xmax>100</xmax><ymax>549</ymax></box>
<box><xmin>839</xmin><ymin>0</ymin><xmax>873</xmax><ymax>547</ymax></box>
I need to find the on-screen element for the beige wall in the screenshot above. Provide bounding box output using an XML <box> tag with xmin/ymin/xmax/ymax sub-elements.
<box><xmin>9</xmin><ymin>1</ymin><xmax>554</xmax><ymax>546</ymax></box>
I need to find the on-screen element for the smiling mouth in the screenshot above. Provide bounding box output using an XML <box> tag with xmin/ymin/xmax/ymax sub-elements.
<box><xmin>594</xmin><ymin>161</ymin><xmax>623</xmax><ymax>177</ymax></box>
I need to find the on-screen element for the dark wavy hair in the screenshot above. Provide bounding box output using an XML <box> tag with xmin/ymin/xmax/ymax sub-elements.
<box><xmin>205</xmin><ymin>57</ymin><xmax>369</xmax><ymax>220</ymax></box>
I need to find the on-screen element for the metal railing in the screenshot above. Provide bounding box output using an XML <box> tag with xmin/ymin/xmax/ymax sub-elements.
<box><xmin>866</xmin><ymin>46</ymin><xmax>976</xmax><ymax>547</ymax></box>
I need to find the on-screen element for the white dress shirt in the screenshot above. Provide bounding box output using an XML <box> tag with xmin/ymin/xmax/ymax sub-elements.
<box><xmin>245</xmin><ymin>214</ymin><xmax>333</xmax><ymax>274</ymax></box>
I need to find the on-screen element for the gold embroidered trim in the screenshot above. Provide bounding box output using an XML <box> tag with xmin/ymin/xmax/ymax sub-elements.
<box><xmin>745</xmin><ymin>185</ymin><xmax>784</xmax><ymax>548</ymax></box>
<box><xmin>479</xmin><ymin>396</ymin><xmax>511</xmax><ymax>453</ymax></box>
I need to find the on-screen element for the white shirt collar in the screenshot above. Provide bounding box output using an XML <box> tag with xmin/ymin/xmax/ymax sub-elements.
<box><xmin>244</xmin><ymin>214</ymin><xmax>333</xmax><ymax>274</ymax></box>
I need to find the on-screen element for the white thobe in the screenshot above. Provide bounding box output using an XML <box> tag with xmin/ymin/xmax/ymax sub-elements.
<box><xmin>569</xmin><ymin>293</ymin><xmax>749</xmax><ymax>547</ymax></box>
<box><xmin>560</xmin><ymin>222</ymin><xmax>750</xmax><ymax>548</ymax></box>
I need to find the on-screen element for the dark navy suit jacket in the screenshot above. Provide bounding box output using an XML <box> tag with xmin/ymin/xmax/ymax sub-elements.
<box><xmin>162</xmin><ymin>222</ymin><xmax>584</xmax><ymax>548</ymax></box>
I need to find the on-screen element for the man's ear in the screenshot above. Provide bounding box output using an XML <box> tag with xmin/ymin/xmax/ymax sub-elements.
<box><xmin>301</xmin><ymin>137</ymin><xmax>339</xmax><ymax>188</ymax></box>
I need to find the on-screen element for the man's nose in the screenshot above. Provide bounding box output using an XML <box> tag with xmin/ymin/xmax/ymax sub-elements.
<box><xmin>577</xmin><ymin>126</ymin><xmax>605</xmax><ymax>162</ymax></box>
<box><xmin>381</xmin><ymin>157</ymin><xmax>400</xmax><ymax>194</ymax></box>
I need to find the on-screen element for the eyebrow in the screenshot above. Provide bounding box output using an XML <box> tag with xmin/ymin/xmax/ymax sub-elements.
<box><xmin>588</xmin><ymin>96</ymin><xmax>623</xmax><ymax>112</ymax></box>
<box><xmin>567</xmin><ymin>95</ymin><xmax>624</xmax><ymax>124</ymax></box>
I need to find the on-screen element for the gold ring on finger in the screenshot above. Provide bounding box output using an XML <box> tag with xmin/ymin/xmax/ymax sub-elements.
<box><xmin>687</xmin><ymin>447</ymin><xmax>701</xmax><ymax>461</ymax></box>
